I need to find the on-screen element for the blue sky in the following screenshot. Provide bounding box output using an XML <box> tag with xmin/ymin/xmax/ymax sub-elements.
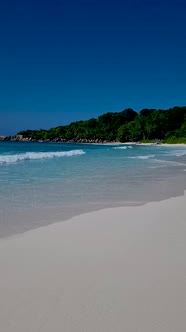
<box><xmin>0</xmin><ymin>0</ymin><xmax>186</xmax><ymax>135</ymax></box>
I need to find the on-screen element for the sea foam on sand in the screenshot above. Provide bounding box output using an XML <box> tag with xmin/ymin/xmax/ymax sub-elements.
<box><xmin>0</xmin><ymin>194</ymin><xmax>186</xmax><ymax>332</ymax></box>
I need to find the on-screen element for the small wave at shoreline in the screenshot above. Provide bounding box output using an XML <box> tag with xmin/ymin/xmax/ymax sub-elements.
<box><xmin>175</xmin><ymin>152</ymin><xmax>186</xmax><ymax>157</ymax></box>
<box><xmin>149</xmin><ymin>159</ymin><xmax>186</xmax><ymax>168</ymax></box>
<box><xmin>0</xmin><ymin>150</ymin><xmax>85</xmax><ymax>164</ymax></box>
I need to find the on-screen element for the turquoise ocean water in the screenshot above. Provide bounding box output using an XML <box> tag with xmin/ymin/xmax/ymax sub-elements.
<box><xmin>0</xmin><ymin>141</ymin><xmax>186</xmax><ymax>237</ymax></box>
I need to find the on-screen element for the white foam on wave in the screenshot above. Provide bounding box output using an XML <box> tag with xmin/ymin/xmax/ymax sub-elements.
<box><xmin>113</xmin><ymin>146</ymin><xmax>133</xmax><ymax>150</ymax></box>
<box><xmin>0</xmin><ymin>149</ymin><xmax>85</xmax><ymax>164</ymax></box>
<box><xmin>129</xmin><ymin>154</ymin><xmax>155</xmax><ymax>160</ymax></box>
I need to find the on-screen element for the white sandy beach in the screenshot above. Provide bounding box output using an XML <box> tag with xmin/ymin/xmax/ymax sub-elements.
<box><xmin>0</xmin><ymin>195</ymin><xmax>186</xmax><ymax>332</ymax></box>
<box><xmin>120</xmin><ymin>142</ymin><xmax>186</xmax><ymax>147</ymax></box>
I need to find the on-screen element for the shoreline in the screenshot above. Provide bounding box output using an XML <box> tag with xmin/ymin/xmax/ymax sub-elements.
<box><xmin>0</xmin><ymin>193</ymin><xmax>186</xmax><ymax>331</ymax></box>
<box><xmin>1</xmin><ymin>138</ymin><xmax>186</xmax><ymax>147</ymax></box>
<box><xmin>2</xmin><ymin>184</ymin><xmax>186</xmax><ymax>240</ymax></box>
<box><xmin>1</xmin><ymin>192</ymin><xmax>185</xmax><ymax>242</ymax></box>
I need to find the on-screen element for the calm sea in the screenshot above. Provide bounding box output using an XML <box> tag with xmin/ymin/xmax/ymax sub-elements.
<box><xmin>0</xmin><ymin>141</ymin><xmax>186</xmax><ymax>237</ymax></box>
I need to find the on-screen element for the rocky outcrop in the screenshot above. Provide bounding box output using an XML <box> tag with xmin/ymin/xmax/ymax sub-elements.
<box><xmin>0</xmin><ymin>136</ymin><xmax>7</xmax><ymax>141</ymax></box>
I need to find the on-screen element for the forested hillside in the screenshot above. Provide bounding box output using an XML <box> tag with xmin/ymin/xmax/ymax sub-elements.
<box><xmin>17</xmin><ymin>107</ymin><xmax>186</xmax><ymax>143</ymax></box>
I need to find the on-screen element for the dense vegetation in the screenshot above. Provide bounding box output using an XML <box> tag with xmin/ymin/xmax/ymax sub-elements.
<box><xmin>17</xmin><ymin>106</ymin><xmax>186</xmax><ymax>143</ymax></box>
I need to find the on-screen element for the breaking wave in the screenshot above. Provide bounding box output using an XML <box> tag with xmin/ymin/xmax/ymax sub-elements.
<box><xmin>0</xmin><ymin>150</ymin><xmax>85</xmax><ymax>164</ymax></box>
<box><xmin>129</xmin><ymin>154</ymin><xmax>155</xmax><ymax>160</ymax></box>
<box><xmin>113</xmin><ymin>146</ymin><xmax>133</xmax><ymax>150</ymax></box>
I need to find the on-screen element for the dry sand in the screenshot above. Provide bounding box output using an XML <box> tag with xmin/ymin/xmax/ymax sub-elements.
<box><xmin>0</xmin><ymin>194</ymin><xmax>186</xmax><ymax>332</ymax></box>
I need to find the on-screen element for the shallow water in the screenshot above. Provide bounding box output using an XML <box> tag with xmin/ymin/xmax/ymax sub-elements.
<box><xmin>0</xmin><ymin>141</ymin><xmax>186</xmax><ymax>237</ymax></box>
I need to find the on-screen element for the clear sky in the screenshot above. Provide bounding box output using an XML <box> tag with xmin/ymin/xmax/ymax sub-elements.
<box><xmin>0</xmin><ymin>0</ymin><xmax>186</xmax><ymax>135</ymax></box>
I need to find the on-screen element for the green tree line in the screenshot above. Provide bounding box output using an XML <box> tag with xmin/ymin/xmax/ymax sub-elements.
<box><xmin>17</xmin><ymin>106</ymin><xmax>186</xmax><ymax>143</ymax></box>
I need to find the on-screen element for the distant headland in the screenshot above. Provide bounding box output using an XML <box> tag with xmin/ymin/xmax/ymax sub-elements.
<box><xmin>1</xmin><ymin>106</ymin><xmax>186</xmax><ymax>144</ymax></box>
